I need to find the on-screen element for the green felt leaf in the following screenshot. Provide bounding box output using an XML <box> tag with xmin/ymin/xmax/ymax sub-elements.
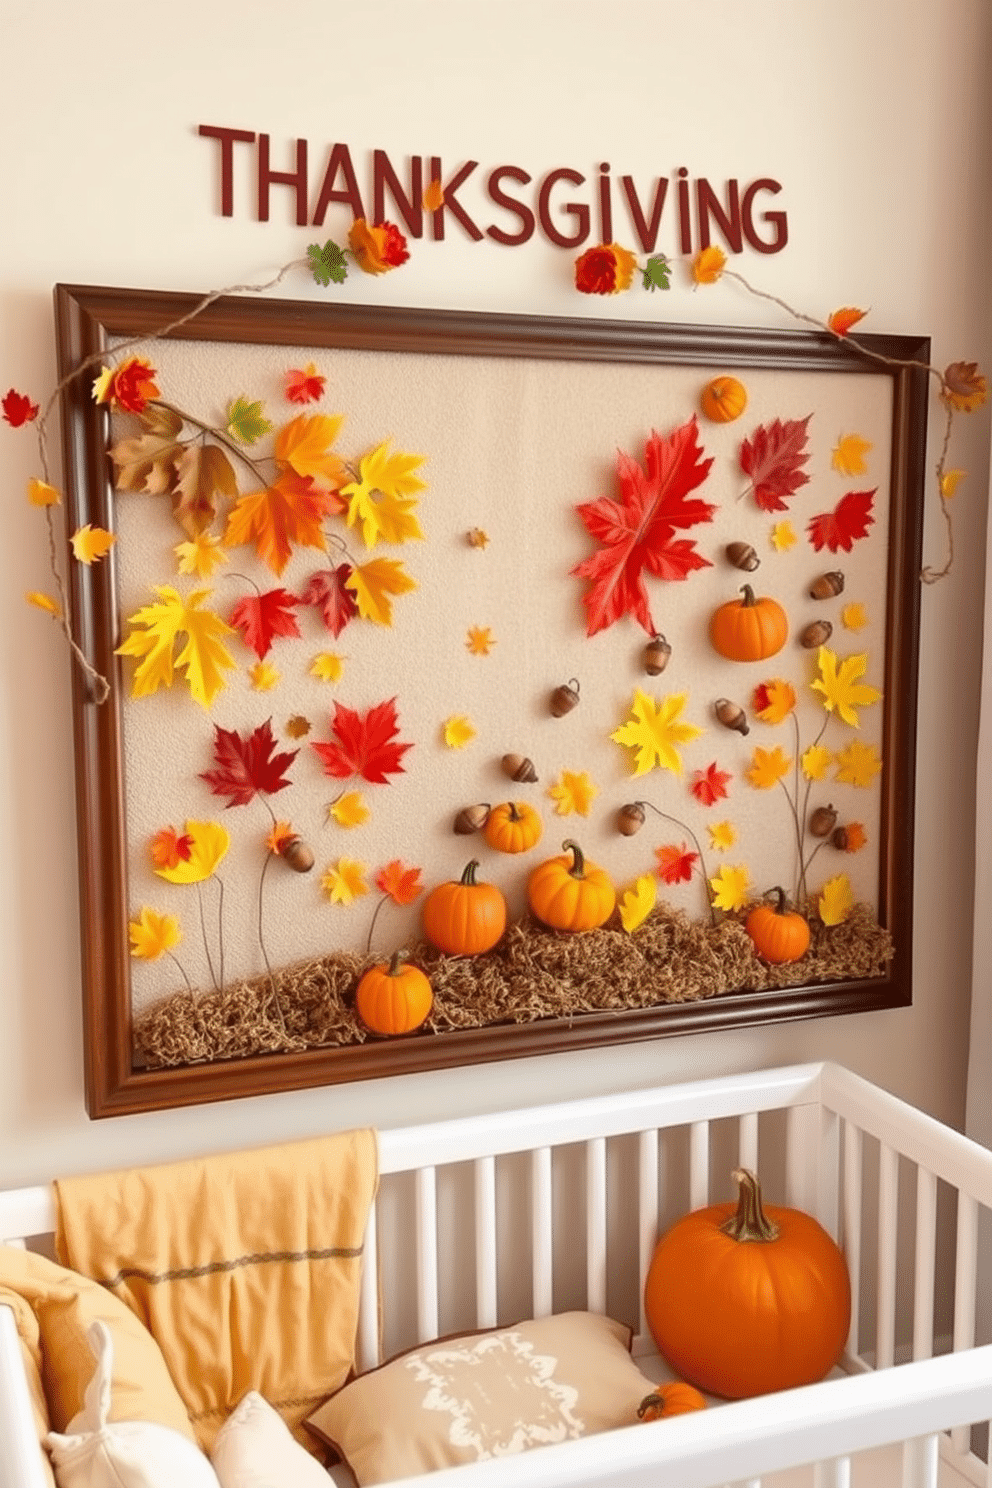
<box><xmin>642</xmin><ymin>255</ymin><xmax>672</xmax><ymax>292</ymax></box>
<box><xmin>227</xmin><ymin>396</ymin><xmax>273</xmax><ymax>446</ymax></box>
<box><xmin>307</xmin><ymin>240</ymin><xmax>349</xmax><ymax>287</ymax></box>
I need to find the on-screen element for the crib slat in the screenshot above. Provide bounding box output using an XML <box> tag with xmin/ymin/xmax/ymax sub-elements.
<box><xmin>475</xmin><ymin>1155</ymin><xmax>497</xmax><ymax>1330</ymax></box>
<box><xmin>638</xmin><ymin>1128</ymin><xmax>659</xmax><ymax>1340</ymax></box>
<box><xmin>842</xmin><ymin>1121</ymin><xmax>862</xmax><ymax>1360</ymax></box>
<box><xmin>357</xmin><ymin>1196</ymin><xmax>379</xmax><ymax>1371</ymax></box>
<box><xmin>532</xmin><ymin>1146</ymin><xmax>553</xmax><ymax>1318</ymax></box>
<box><xmin>586</xmin><ymin>1137</ymin><xmax>607</xmax><ymax>1316</ymax></box>
<box><xmin>813</xmin><ymin>1458</ymin><xmax>851</xmax><ymax>1487</ymax></box>
<box><xmin>689</xmin><ymin>1120</ymin><xmax>709</xmax><ymax>1208</ymax></box>
<box><xmin>951</xmin><ymin>1189</ymin><xmax>978</xmax><ymax>1454</ymax></box>
<box><xmin>415</xmin><ymin>1166</ymin><xmax>439</xmax><ymax>1343</ymax></box>
<box><xmin>738</xmin><ymin>1111</ymin><xmax>759</xmax><ymax>1173</ymax></box>
<box><xmin>912</xmin><ymin>1166</ymin><xmax>937</xmax><ymax>1361</ymax></box>
<box><xmin>901</xmin><ymin>1433</ymin><xmax>939</xmax><ymax>1488</ymax></box>
<box><xmin>816</xmin><ymin>1107</ymin><xmax>840</xmax><ymax>1240</ymax></box>
<box><xmin>876</xmin><ymin>1141</ymin><xmax>899</xmax><ymax>1369</ymax></box>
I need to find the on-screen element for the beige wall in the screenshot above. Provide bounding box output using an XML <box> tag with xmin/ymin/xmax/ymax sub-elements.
<box><xmin>0</xmin><ymin>0</ymin><xmax>989</xmax><ymax>1186</ymax></box>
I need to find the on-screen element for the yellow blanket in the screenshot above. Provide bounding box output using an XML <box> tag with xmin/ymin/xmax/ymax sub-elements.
<box><xmin>55</xmin><ymin>1128</ymin><xmax>378</xmax><ymax>1452</ymax></box>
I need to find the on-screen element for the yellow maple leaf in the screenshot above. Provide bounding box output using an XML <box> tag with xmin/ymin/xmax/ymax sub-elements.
<box><xmin>466</xmin><ymin>625</ymin><xmax>496</xmax><ymax>656</ymax></box>
<box><xmin>342</xmin><ymin>442</ymin><xmax>426</xmax><ymax>547</ymax></box>
<box><xmin>709</xmin><ymin>863</ymin><xmax>750</xmax><ymax>912</ymax></box>
<box><xmin>841</xmin><ymin>602</ymin><xmax>868</xmax><ymax>632</ymax></box>
<box><xmin>708</xmin><ymin>820</ymin><xmax>736</xmax><ymax>851</ymax></box>
<box><xmin>692</xmin><ymin>246</ymin><xmax>726</xmax><ymax>284</ymax></box>
<box><xmin>274</xmin><ymin>412</ymin><xmax>346</xmax><ymax>487</ymax></box>
<box><xmin>116</xmin><ymin>586</ymin><xmax>237</xmax><ymax>709</ymax></box>
<box><xmin>619</xmin><ymin>874</ymin><xmax>657</xmax><ymax>933</ymax></box>
<box><xmin>443</xmin><ymin>715</ymin><xmax>476</xmax><ymax>748</ymax></box>
<box><xmin>249</xmin><ymin>660</ymin><xmax>280</xmax><ymax>691</ymax></box>
<box><xmin>549</xmin><ymin>769</ymin><xmax>599</xmax><ymax>817</ymax></box>
<box><xmin>345</xmin><ymin>439</ymin><xmax>426</xmax><ymax>501</ymax></box>
<box><xmin>811</xmin><ymin>648</ymin><xmax>882</xmax><ymax>728</ymax></box>
<box><xmin>819</xmin><ymin>872</ymin><xmax>854</xmax><ymax>926</ymax></box>
<box><xmin>831</xmin><ymin>433</ymin><xmax>872</xmax><ymax>476</ymax></box>
<box><xmin>128</xmin><ymin>906</ymin><xmax>182</xmax><ymax>960</ymax></box>
<box><xmin>327</xmin><ymin>791</ymin><xmax>370</xmax><ymax>828</ymax></box>
<box><xmin>26</xmin><ymin>590</ymin><xmax>61</xmax><ymax>618</ymax></box>
<box><xmin>940</xmin><ymin>468</ymin><xmax>967</xmax><ymax>500</ymax></box>
<box><xmin>834</xmin><ymin>739</ymin><xmax>883</xmax><ymax>788</ymax></box>
<box><xmin>321</xmin><ymin>858</ymin><xmax>370</xmax><ymax>904</ymax></box>
<box><xmin>311</xmin><ymin>653</ymin><xmax>344</xmax><ymax>682</ymax></box>
<box><xmin>70</xmin><ymin>524</ymin><xmax>116</xmax><ymax>565</ymax></box>
<box><xmin>801</xmin><ymin>743</ymin><xmax>834</xmax><ymax>781</ymax></box>
<box><xmin>27</xmin><ymin>477</ymin><xmax>60</xmax><ymax>507</ymax></box>
<box><xmin>770</xmin><ymin>521</ymin><xmax>797</xmax><ymax>552</ymax></box>
<box><xmin>611</xmin><ymin>689</ymin><xmax>704</xmax><ymax>776</ymax></box>
<box><xmin>746</xmin><ymin>745</ymin><xmax>792</xmax><ymax>789</ymax></box>
<box><xmin>353</xmin><ymin>489</ymin><xmax>424</xmax><ymax>549</ymax></box>
<box><xmin>154</xmin><ymin>820</ymin><xmax>230</xmax><ymax>884</ymax></box>
<box><xmin>175</xmin><ymin>533</ymin><xmax>229</xmax><ymax>579</ymax></box>
<box><xmin>345</xmin><ymin>558</ymin><xmax>417</xmax><ymax>626</ymax></box>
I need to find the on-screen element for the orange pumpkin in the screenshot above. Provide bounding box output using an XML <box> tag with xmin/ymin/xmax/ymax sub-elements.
<box><xmin>422</xmin><ymin>859</ymin><xmax>507</xmax><ymax>955</ymax></box>
<box><xmin>710</xmin><ymin>584</ymin><xmax>788</xmax><ymax>661</ymax></box>
<box><xmin>746</xmin><ymin>887</ymin><xmax>810</xmax><ymax>964</ymax></box>
<box><xmin>644</xmin><ymin>1167</ymin><xmax>850</xmax><ymax>1399</ymax></box>
<box><xmin>636</xmin><ymin>1382</ymin><xmax>707</xmax><ymax>1421</ymax></box>
<box><xmin>484</xmin><ymin>801</ymin><xmax>544</xmax><ymax>854</ymax></box>
<box><xmin>700</xmin><ymin>374</ymin><xmax>748</xmax><ymax>423</ymax></box>
<box><xmin>527</xmin><ymin>840</ymin><xmax>616</xmax><ymax>932</ymax></box>
<box><xmin>356</xmin><ymin>951</ymin><xmax>433</xmax><ymax>1035</ymax></box>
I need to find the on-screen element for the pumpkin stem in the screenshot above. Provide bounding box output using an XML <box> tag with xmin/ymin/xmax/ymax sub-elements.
<box><xmin>562</xmin><ymin>839</ymin><xmax>586</xmax><ymax>878</ymax></box>
<box><xmin>460</xmin><ymin>859</ymin><xmax>482</xmax><ymax>885</ymax></box>
<box><xmin>720</xmin><ymin>1167</ymin><xmax>780</xmax><ymax>1243</ymax></box>
<box><xmin>508</xmin><ymin>802</ymin><xmax>523</xmax><ymax>821</ymax></box>
<box><xmin>739</xmin><ymin>583</ymin><xmax>757</xmax><ymax>607</ymax></box>
<box><xmin>765</xmin><ymin>885</ymin><xmax>790</xmax><ymax>915</ymax></box>
<box><xmin>387</xmin><ymin>949</ymin><xmax>406</xmax><ymax>976</ymax></box>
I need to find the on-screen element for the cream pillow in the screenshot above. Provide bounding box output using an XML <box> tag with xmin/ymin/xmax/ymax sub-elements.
<box><xmin>45</xmin><ymin>1322</ymin><xmax>220</xmax><ymax>1488</ymax></box>
<box><xmin>211</xmin><ymin>1392</ymin><xmax>330</xmax><ymax>1487</ymax></box>
<box><xmin>305</xmin><ymin>1311</ymin><xmax>655</xmax><ymax>1486</ymax></box>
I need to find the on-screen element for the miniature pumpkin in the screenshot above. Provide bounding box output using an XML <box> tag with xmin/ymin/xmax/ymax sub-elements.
<box><xmin>700</xmin><ymin>374</ymin><xmax>748</xmax><ymax>423</ymax></box>
<box><xmin>745</xmin><ymin>887</ymin><xmax>811</xmax><ymax>964</ymax></box>
<box><xmin>709</xmin><ymin>584</ymin><xmax>788</xmax><ymax>661</ymax></box>
<box><xmin>644</xmin><ymin>1167</ymin><xmax>850</xmax><ymax>1399</ymax></box>
<box><xmin>484</xmin><ymin>800</ymin><xmax>544</xmax><ymax>854</ymax></box>
<box><xmin>527</xmin><ymin>840</ymin><xmax>616</xmax><ymax>932</ymax></box>
<box><xmin>636</xmin><ymin>1382</ymin><xmax>707</xmax><ymax>1421</ymax></box>
<box><xmin>356</xmin><ymin>951</ymin><xmax>433</xmax><ymax>1035</ymax></box>
<box><xmin>422</xmin><ymin>859</ymin><xmax>507</xmax><ymax>956</ymax></box>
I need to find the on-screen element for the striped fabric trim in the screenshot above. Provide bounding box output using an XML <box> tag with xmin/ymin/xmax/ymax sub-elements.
<box><xmin>102</xmin><ymin>1244</ymin><xmax>364</xmax><ymax>1289</ymax></box>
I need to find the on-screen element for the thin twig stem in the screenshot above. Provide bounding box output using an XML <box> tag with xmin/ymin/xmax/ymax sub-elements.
<box><xmin>637</xmin><ymin>801</ymin><xmax>716</xmax><ymax>926</ymax></box>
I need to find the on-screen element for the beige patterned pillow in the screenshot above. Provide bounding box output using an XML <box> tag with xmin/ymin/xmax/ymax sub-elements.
<box><xmin>305</xmin><ymin>1311</ymin><xmax>655</xmax><ymax>1486</ymax></box>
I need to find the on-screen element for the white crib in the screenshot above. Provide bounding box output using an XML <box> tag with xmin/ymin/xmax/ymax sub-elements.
<box><xmin>2</xmin><ymin>1061</ymin><xmax>992</xmax><ymax>1488</ymax></box>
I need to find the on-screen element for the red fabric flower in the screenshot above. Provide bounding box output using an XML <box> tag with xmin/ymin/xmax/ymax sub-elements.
<box><xmin>2</xmin><ymin>388</ymin><xmax>39</xmax><ymax>427</ymax></box>
<box><xmin>285</xmin><ymin>364</ymin><xmax>326</xmax><ymax>405</ymax></box>
<box><xmin>94</xmin><ymin>357</ymin><xmax>160</xmax><ymax>413</ymax></box>
<box><xmin>150</xmin><ymin>825</ymin><xmax>193</xmax><ymax>870</ymax></box>
<box><xmin>691</xmin><ymin>762</ymin><xmax>732</xmax><ymax>806</ymax></box>
<box><xmin>348</xmin><ymin>219</ymin><xmax>410</xmax><ymax>275</ymax></box>
<box><xmin>574</xmin><ymin>243</ymin><xmax>637</xmax><ymax>296</ymax></box>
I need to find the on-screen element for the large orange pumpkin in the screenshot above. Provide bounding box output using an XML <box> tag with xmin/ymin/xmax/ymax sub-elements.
<box><xmin>710</xmin><ymin>584</ymin><xmax>788</xmax><ymax>661</ymax></box>
<box><xmin>356</xmin><ymin>951</ymin><xmax>433</xmax><ymax>1035</ymax></box>
<box><xmin>422</xmin><ymin>859</ymin><xmax>507</xmax><ymax>955</ymax></box>
<box><xmin>644</xmin><ymin>1168</ymin><xmax>850</xmax><ymax>1399</ymax></box>
<box><xmin>527</xmin><ymin>840</ymin><xmax>616</xmax><ymax>932</ymax></box>
<box><xmin>746</xmin><ymin>887</ymin><xmax>810</xmax><ymax>964</ymax></box>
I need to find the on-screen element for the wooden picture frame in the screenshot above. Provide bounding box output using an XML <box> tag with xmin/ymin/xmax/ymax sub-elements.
<box><xmin>54</xmin><ymin>283</ymin><xmax>927</xmax><ymax>1117</ymax></box>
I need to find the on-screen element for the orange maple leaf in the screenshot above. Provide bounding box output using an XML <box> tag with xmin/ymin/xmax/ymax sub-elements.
<box><xmin>274</xmin><ymin>413</ymin><xmax>347</xmax><ymax>488</ymax></box>
<box><xmin>827</xmin><ymin>307</ymin><xmax>868</xmax><ymax>336</ymax></box>
<box><xmin>375</xmin><ymin>859</ymin><xmax>423</xmax><ymax>905</ymax></box>
<box><xmin>223</xmin><ymin>472</ymin><xmax>341</xmax><ymax>576</ymax></box>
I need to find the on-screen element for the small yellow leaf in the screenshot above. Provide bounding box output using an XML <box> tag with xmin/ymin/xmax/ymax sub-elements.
<box><xmin>345</xmin><ymin>558</ymin><xmax>417</xmax><ymax>626</ymax></box>
<box><xmin>249</xmin><ymin>660</ymin><xmax>280</xmax><ymax>691</ymax></box>
<box><xmin>311</xmin><ymin>653</ymin><xmax>344</xmax><ymax>682</ymax></box>
<box><xmin>129</xmin><ymin>906</ymin><xmax>182</xmax><ymax>961</ymax></box>
<box><xmin>746</xmin><ymin>745</ymin><xmax>791</xmax><ymax>789</ymax></box>
<box><xmin>770</xmin><ymin>521</ymin><xmax>797</xmax><ymax>552</ymax></box>
<box><xmin>708</xmin><ymin>820</ymin><xmax>736</xmax><ymax>852</ymax></box>
<box><xmin>321</xmin><ymin>858</ymin><xmax>370</xmax><ymax>904</ymax></box>
<box><xmin>175</xmin><ymin>533</ymin><xmax>229</xmax><ymax>579</ymax></box>
<box><xmin>443</xmin><ymin>715</ymin><xmax>476</xmax><ymax>749</ymax></box>
<box><xmin>834</xmin><ymin>739</ymin><xmax>883</xmax><ymax>788</ymax></box>
<box><xmin>819</xmin><ymin>873</ymin><xmax>854</xmax><ymax>926</ymax></box>
<box><xmin>611</xmin><ymin>689</ymin><xmax>704</xmax><ymax>777</ymax></box>
<box><xmin>27</xmin><ymin>477</ymin><xmax>60</xmax><ymax>507</ymax></box>
<box><xmin>548</xmin><ymin>769</ymin><xmax>599</xmax><ymax>817</ymax></box>
<box><xmin>327</xmin><ymin>791</ymin><xmax>370</xmax><ymax>828</ymax></box>
<box><xmin>811</xmin><ymin>648</ymin><xmax>882</xmax><ymax>728</ymax></box>
<box><xmin>801</xmin><ymin>744</ymin><xmax>833</xmax><ymax>781</ymax></box>
<box><xmin>831</xmin><ymin>433</ymin><xmax>872</xmax><ymax>476</ymax></box>
<box><xmin>70</xmin><ymin>524</ymin><xmax>116</xmax><ymax>565</ymax></box>
<box><xmin>692</xmin><ymin>246</ymin><xmax>726</xmax><ymax>285</ymax></box>
<box><xmin>709</xmin><ymin>863</ymin><xmax>750</xmax><ymax>913</ymax></box>
<box><xmin>26</xmin><ymin>590</ymin><xmax>61</xmax><ymax>618</ymax></box>
<box><xmin>940</xmin><ymin>468</ymin><xmax>967</xmax><ymax>500</ymax></box>
<box><xmin>841</xmin><ymin>602</ymin><xmax>868</xmax><ymax>632</ymax></box>
<box><xmin>619</xmin><ymin>874</ymin><xmax>657</xmax><ymax>933</ymax></box>
<box><xmin>466</xmin><ymin>625</ymin><xmax>496</xmax><ymax>656</ymax></box>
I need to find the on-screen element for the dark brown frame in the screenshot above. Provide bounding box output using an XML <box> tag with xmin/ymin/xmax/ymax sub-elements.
<box><xmin>54</xmin><ymin>283</ymin><xmax>928</xmax><ymax>1118</ymax></box>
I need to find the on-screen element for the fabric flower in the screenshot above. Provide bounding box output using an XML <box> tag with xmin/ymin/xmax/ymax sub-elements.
<box><xmin>348</xmin><ymin>219</ymin><xmax>409</xmax><ymax>275</ymax></box>
<box><xmin>574</xmin><ymin>243</ymin><xmax>637</xmax><ymax>295</ymax></box>
<box><xmin>92</xmin><ymin>357</ymin><xmax>160</xmax><ymax>413</ymax></box>
<box><xmin>128</xmin><ymin>907</ymin><xmax>182</xmax><ymax>961</ymax></box>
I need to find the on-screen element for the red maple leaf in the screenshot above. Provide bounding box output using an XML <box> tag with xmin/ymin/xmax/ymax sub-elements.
<box><xmin>2</xmin><ymin>388</ymin><xmax>39</xmax><ymax>427</ymax></box>
<box><xmin>285</xmin><ymin>365</ymin><xmax>326</xmax><ymax>404</ymax></box>
<box><xmin>739</xmin><ymin>415</ymin><xmax>812</xmax><ymax>512</ymax></box>
<box><xmin>655</xmin><ymin>842</ymin><xmax>698</xmax><ymax>885</ymax></box>
<box><xmin>571</xmin><ymin>417</ymin><xmax>715</xmax><ymax>637</ymax></box>
<box><xmin>312</xmin><ymin>698</ymin><xmax>412</xmax><ymax>785</ymax></box>
<box><xmin>375</xmin><ymin>859</ymin><xmax>423</xmax><ymax>904</ymax></box>
<box><xmin>691</xmin><ymin>761</ymin><xmax>732</xmax><ymax>806</ymax></box>
<box><xmin>807</xmin><ymin>489</ymin><xmax>876</xmax><ymax>553</ymax></box>
<box><xmin>299</xmin><ymin>565</ymin><xmax>358</xmax><ymax>637</ymax></box>
<box><xmin>200</xmin><ymin>719</ymin><xmax>298</xmax><ymax>807</ymax></box>
<box><xmin>228</xmin><ymin>587</ymin><xmax>301</xmax><ymax>659</ymax></box>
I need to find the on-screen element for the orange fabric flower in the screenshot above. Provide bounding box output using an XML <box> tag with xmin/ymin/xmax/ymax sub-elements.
<box><xmin>150</xmin><ymin>825</ymin><xmax>193</xmax><ymax>870</ymax></box>
<box><xmin>348</xmin><ymin>219</ymin><xmax>410</xmax><ymax>275</ymax></box>
<box><xmin>94</xmin><ymin>357</ymin><xmax>160</xmax><ymax>413</ymax></box>
<box><xmin>574</xmin><ymin>243</ymin><xmax>637</xmax><ymax>295</ymax></box>
<box><xmin>942</xmin><ymin>361</ymin><xmax>988</xmax><ymax>414</ymax></box>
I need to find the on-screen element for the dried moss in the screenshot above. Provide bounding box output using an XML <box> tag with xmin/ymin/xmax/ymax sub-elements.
<box><xmin>133</xmin><ymin>901</ymin><xmax>893</xmax><ymax>1070</ymax></box>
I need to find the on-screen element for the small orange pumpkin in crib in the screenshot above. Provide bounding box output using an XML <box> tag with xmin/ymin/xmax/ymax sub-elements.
<box><xmin>745</xmin><ymin>887</ymin><xmax>811</xmax><ymax>965</ymax></box>
<box><xmin>527</xmin><ymin>839</ymin><xmax>616</xmax><ymax>932</ymax></box>
<box><xmin>636</xmin><ymin>1381</ymin><xmax>707</xmax><ymax>1421</ymax></box>
<box><xmin>356</xmin><ymin>951</ymin><xmax>433</xmax><ymax>1036</ymax></box>
<box><xmin>700</xmin><ymin>374</ymin><xmax>748</xmax><ymax>423</ymax></box>
<box><xmin>484</xmin><ymin>800</ymin><xmax>544</xmax><ymax>854</ymax></box>
<box><xmin>644</xmin><ymin>1167</ymin><xmax>850</xmax><ymax>1399</ymax></box>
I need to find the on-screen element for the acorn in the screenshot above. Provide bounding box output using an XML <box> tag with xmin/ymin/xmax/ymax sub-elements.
<box><xmin>617</xmin><ymin>802</ymin><xmax>646</xmax><ymax>836</ymax></box>
<box><xmin>643</xmin><ymin>634</ymin><xmax>672</xmax><ymax>676</ymax></box>
<box><xmin>809</xmin><ymin>805</ymin><xmax>838</xmax><ymax>838</ymax></box>
<box><xmin>714</xmin><ymin>698</ymin><xmax>749</xmax><ymax>736</ymax></box>
<box><xmin>809</xmin><ymin>570</ymin><xmax>845</xmax><ymax>600</ymax></box>
<box><xmin>831</xmin><ymin>825</ymin><xmax>851</xmax><ymax>851</ymax></box>
<box><xmin>501</xmin><ymin>752</ymin><xmax>537</xmax><ymax>782</ymax></box>
<box><xmin>282</xmin><ymin>835</ymin><xmax>315</xmax><ymax>873</ymax></box>
<box><xmin>726</xmin><ymin>541</ymin><xmax>760</xmax><ymax>572</ymax></box>
<box><xmin>454</xmin><ymin>803</ymin><xmax>491</xmax><ymax>835</ymax></box>
<box><xmin>549</xmin><ymin>678</ymin><xmax>581</xmax><ymax>717</ymax></box>
<box><xmin>800</xmin><ymin>619</ymin><xmax>833</xmax><ymax>649</ymax></box>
